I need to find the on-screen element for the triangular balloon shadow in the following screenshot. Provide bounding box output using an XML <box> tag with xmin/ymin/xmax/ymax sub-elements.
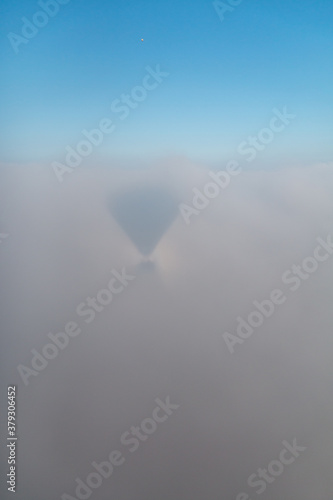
<box><xmin>109</xmin><ymin>185</ymin><xmax>179</xmax><ymax>257</ymax></box>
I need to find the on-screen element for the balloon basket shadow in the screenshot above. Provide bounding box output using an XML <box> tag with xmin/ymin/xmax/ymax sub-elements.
<box><xmin>136</xmin><ymin>257</ymin><xmax>156</xmax><ymax>273</ymax></box>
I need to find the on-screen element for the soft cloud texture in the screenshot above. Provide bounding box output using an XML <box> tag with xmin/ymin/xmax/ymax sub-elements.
<box><xmin>0</xmin><ymin>160</ymin><xmax>333</xmax><ymax>500</ymax></box>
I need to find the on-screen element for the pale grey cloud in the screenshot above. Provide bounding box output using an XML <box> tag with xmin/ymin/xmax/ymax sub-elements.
<box><xmin>1</xmin><ymin>160</ymin><xmax>332</xmax><ymax>500</ymax></box>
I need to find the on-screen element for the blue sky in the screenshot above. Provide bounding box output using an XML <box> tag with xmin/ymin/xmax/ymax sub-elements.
<box><xmin>1</xmin><ymin>0</ymin><xmax>332</xmax><ymax>165</ymax></box>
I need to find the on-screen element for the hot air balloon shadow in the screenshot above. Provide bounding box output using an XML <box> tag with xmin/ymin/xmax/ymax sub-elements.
<box><xmin>110</xmin><ymin>185</ymin><xmax>179</xmax><ymax>271</ymax></box>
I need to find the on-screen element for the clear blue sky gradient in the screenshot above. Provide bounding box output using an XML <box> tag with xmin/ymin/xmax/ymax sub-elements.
<box><xmin>1</xmin><ymin>0</ymin><xmax>332</xmax><ymax>165</ymax></box>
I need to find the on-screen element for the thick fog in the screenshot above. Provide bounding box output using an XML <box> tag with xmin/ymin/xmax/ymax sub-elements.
<box><xmin>1</xmin><ymin>160</ymin><xmax>333</xmax><ymax>499</ymax></box>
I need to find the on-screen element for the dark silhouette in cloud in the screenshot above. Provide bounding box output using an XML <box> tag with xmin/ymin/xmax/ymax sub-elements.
<box><xmin>110</xmin><ymin>186</ymin><xmax>179</xmax><ymax>257</ymax></box>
